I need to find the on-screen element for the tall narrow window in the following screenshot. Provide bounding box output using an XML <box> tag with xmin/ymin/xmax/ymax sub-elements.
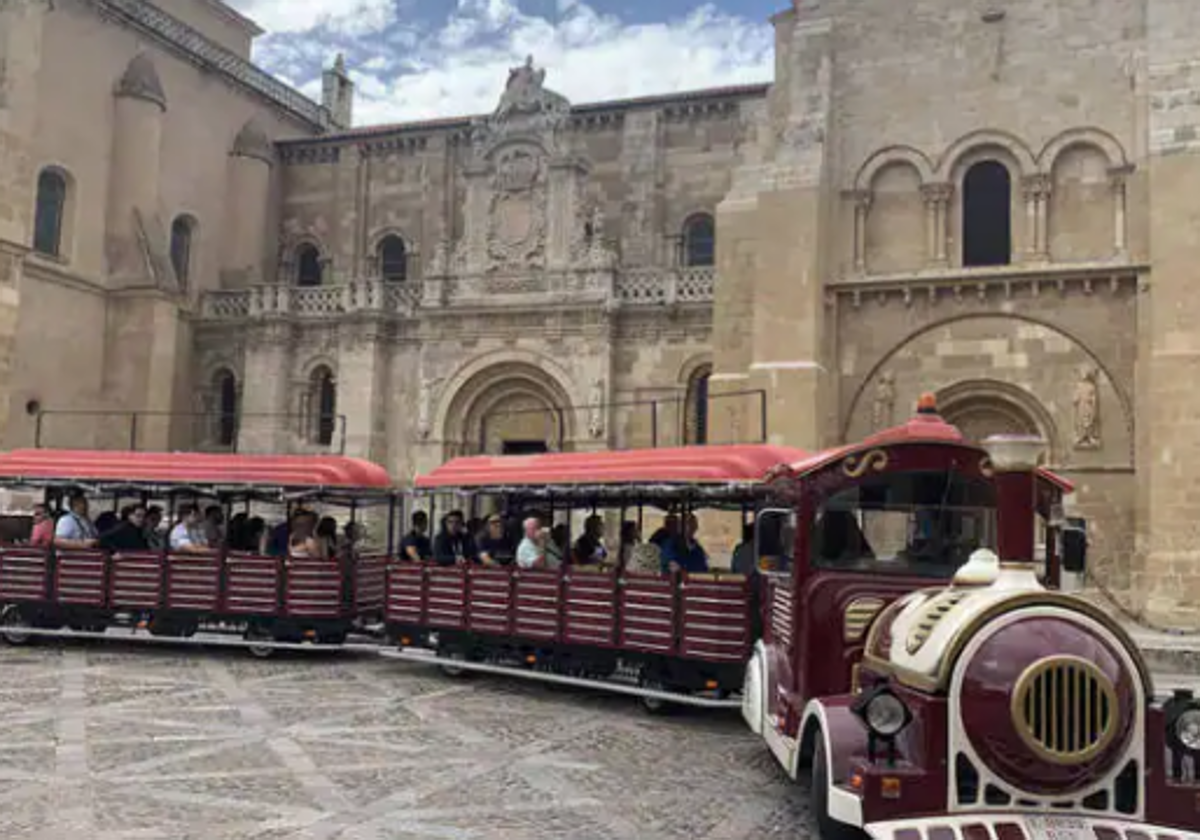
<box><xmin>213</xmin><ymin>368</ymin><xmax>238</xmax><ymax>447</ymax></box>
<box><xmin>33</xmin><ymin>169</ymin><xmax>67</xmax><ymax>258</ymax></box>
<box><xmin>962</xmin><ymin>161</ymin><xmax>1012</xmax><ymax>267</ymax></box>
<box><xmin>684</xmin><ymin>365</ymin><xmax>712</xmax><ymax>445</ymax></box>
<box><xmin>308</xmin><ymin>366</ymin><xmax>336</xmax><ymax>446</ymax></box>
<box><xmin>378</xmin><ymin>235</ymin><xmax>408</xmax><ymax>282</ymax></box>
<box><xmin>170</xmin><ymin>216</ymin><xmax>195</xmax><ymax>290</ymax></box>
<box><xmin>682</xmin><ymin>214</ymin><xmax>715</xmax><ymax>268</ymax></box>
<box><xmin>296</xmin><ymin>244</ymin><xmax>323</xmax><ymax>286</ymax></box>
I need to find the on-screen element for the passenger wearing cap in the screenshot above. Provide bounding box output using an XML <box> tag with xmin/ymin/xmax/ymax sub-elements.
<box><xmin>477</xmin><ymin>514</ymin><xmax>515</xmax><ymax>566</ymax></box>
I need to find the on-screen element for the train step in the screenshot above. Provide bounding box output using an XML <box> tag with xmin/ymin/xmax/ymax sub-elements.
<box><xmin>0</xmin><ymin>625</ymin><xmax>383</xmax><ymax>655</ymax></box>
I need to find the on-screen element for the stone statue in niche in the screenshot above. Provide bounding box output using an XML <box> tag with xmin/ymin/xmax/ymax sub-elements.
<box><xmin>871</xmin><ymin>371</ymin><xmax>896</xmax><ymax>431</ymax></box>
<box><xmin>1072</xmin><ymin>366</ymin><xmax>1102</xmax><ymax>450</ymax></box>
<box><xmin>417</xmin><ymin>376</ymin><xmax>444</xmax><ymax>441</ymax></box>
<box><xmin>588</xmin><ymin>378</ymin><xmax>605</xmax><ymax>439</ymax></box>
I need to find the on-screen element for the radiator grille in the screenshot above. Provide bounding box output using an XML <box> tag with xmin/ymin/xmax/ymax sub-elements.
<box><xmin>1011</xmin><ymin>656</ymin><xmax>1118</xmax><ymax>764</ymax></box>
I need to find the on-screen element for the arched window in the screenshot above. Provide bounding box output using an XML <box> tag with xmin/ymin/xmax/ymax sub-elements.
<box><xmin>682</xmin><ymin>214</ymin><xmax>715</xmax><ymax>268</ymax></box>
<box><xmin>33</xmin><ymin>169</ymin><xmax>68</xmax><ymax>258</ymax></box>
<box><xmin>962</xmin><ymin>161</ymin><xmax>1012</xmax><ymax>267</ymax></box>
<box><xmin>296</xmin><ymin>244</ymin><xmax>323</xmax><ymax>286</ymax></box>
<box><xmin>170</xmin><ymin>215</ymin><xmax>195</xmax><ymax>290</ymax></box>
<box><xmin>212</xmin><ymin>368</ymin><xmax>238</xmax><ymax>447</ymax></box>
<box><xmin>377</xmin><ymin>235</ymin><xmax>408</xmax><ymax>282</ymax></box>
<box><xmin>684</xmin><ymin>364</ymin><xmax>712</xmax><ymax>445</ymax></box>
<box><xmin>307</xmin><ymin>366</ymin><xmax>337</xmax><ymax>446</ymax></box>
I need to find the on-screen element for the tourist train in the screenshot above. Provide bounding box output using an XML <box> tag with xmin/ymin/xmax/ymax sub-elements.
<box><xmin>0</xmin><ymin>395</ymin><xmax>1194</xmax><ymax>840</ymax></box>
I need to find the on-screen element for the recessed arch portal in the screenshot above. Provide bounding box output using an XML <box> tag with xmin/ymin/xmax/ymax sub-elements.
<box><xmin>440</xmin><ymin>358</ymin><xmax>577</xmax><ymax>456</ymax></box>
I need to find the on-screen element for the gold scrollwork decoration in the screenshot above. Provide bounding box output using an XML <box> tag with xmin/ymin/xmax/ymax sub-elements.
<box><xmin>843</xmin><ymin>448</ymin><xmax>889</xmax><ymax>479</ymax></box>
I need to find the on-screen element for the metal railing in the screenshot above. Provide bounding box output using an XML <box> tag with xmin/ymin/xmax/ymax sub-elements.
<box><xmin>32</xmin><ymin>410</ymin><xmax>349</xmax><ymax>455</ymax></box>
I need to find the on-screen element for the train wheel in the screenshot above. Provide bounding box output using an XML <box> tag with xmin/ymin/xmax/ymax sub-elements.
<box><xmin>0</xmin><ymin>606</ymin><xmax>31</xmax><ymax>646</ymax></box>
<box><xmin>439</xmin><ymin>649</ymin><xmax>469</xmax><ymax>678</ymax></box>
<box><xmin>244</xmin><ymin>626</ymin><xmax>275</xmax><ymax>659</ymax></box>
<box><xmin>811</xmin><ymin>736</ymin><xmax>867</xmax><ymax>840</ymax></box>
<box><xmin>637</xmin><ymin>671</ymin><xmax>673</xmax><ymax>716</ymax></box>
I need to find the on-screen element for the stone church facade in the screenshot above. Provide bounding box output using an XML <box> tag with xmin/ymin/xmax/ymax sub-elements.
<box><xmin>2</xmin><ymin>0</ymin><xmax>1200</xmax><ymax>624</ymax></box>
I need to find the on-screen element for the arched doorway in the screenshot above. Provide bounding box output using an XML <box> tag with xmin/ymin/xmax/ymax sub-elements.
<box><xmin>938</xmin><ymin>383</ymin><xmax>1052</xmax><ymax>460</ymax></box>
<box><xmin>441</xmin><ymin>361</ymin><xmax>576</xmax><ymax>457</ymax></box>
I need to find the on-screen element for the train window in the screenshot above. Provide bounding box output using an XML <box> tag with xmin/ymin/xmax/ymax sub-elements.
<box><xmin>811</xmin><ymin>472</ymin><xmax>997</xmax><ymax>578</ymax></box>
<box><xmin>754</xmin><ymin>508</ymin><xmax>795</xmax><ymax>575</ymax></box>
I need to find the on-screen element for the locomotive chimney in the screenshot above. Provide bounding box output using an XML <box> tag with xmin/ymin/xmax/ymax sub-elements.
<box><xmin>981</xmin><ymin>434</ymin><xmax>1046</xmax><ymax>578</ymax></box>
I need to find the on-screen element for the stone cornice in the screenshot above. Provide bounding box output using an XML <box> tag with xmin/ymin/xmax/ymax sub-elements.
<box><xmin>85</xmin><ymin>0</ymin><xmax>330</xmax><ymax>131</ymax></box>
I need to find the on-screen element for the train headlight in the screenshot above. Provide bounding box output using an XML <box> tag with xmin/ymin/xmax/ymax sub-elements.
<box><xmin>852</xmin><ymin>683</ymin><xmax>913</xmax><ymax>738</ymax></box>
<box><xmin>1174</xmin><ymin>708</ymin><xmax>1200</xmax><ymax>753</ymax></box>
<box><xmin>1164</xmin><ymin>690</ymin><xmax>1200</xmax><ymax>758</ymax></box>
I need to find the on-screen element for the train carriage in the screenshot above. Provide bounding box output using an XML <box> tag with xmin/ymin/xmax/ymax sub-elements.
<box><xmin>382</xmin><ymin>443</ymin><xmax>808</xmax><ymax>709</ymax></box>
<box><xmin>0</xmin><ymin>448</ymin><xmax>393</xmax><ymax>654</ymax></box>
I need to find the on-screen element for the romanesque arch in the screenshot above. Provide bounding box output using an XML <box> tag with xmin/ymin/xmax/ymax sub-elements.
<box><xmin>934</xmin><ymin>129</ymin><xmax>1038</xmax><ymax>182</ymax></box>
<box><xmin>841</xmin><ymin>313</ymin><xmax>1133</xmax><ymax>466</ymax></box>
<box><xmin>436</xmin><ymin>350</ymin><xmax>578</xmax><ymax>456</ymax></box>
<box><xmin>936</xmin><ymin>378</ymin><xmax>1060</xmax><ymax>459</ymax></box>
<box><xmin>853</xmin><ymin>145</ymin><xmax>935</xmax><ymax>192</ymax></box>
<box><xmin>1037</xmin><ymin>127</ymin><xmax>1128</xmax><ymax>171</ymax></box>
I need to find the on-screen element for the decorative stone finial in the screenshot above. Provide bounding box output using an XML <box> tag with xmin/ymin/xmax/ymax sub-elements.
<box><xmin>115</xmin><ymin>52</ymin><xmax>167</xmax><ymax>111</ymax></box>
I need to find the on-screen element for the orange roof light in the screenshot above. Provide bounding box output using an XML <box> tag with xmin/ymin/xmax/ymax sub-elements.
<box><xmin>916</xmin><ymin>392</ymin><xmax>939</xmax><ymax>414</ymax></box>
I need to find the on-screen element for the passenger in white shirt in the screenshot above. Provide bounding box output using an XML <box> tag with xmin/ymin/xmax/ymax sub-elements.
<box><xmin>516</xmin><ymin>517</ymin><xmax>546</xmax><ymax>569</ymax></box>
<box><xmin>169</xmin><ymin>504</ymin><xmax>211</xmax><ymax>554</ymax></box>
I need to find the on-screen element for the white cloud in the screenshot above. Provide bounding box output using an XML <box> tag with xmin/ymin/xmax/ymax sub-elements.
<box><xmin>228</xmin><ymin>0</ymin><xmax>774</xmax><ymax>127</ymax></box>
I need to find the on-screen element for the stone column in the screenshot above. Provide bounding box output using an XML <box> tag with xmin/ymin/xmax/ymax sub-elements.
<box><xmin>1021</xmin><ymin>174</ymin><xmax>1051</xmax><ymax>261</ymax></box>
<box><xmin>336</xmin><ymin>317</ymin><xmax>387</xmax><ymax>461</ymax></box>
<box><xmin>547</xmin><ymin>154</ymin><xmax>589</xmax><ymax>269</ymax></box>
<box><xmin>1109</xmin><ymin>164</ymin><xmax>1133</xmax><ymax>258</ymax></box>
<box><xmin>238</xmin><ymin>322</ymin><xmax>293</xmax><ymax>453</ymax></box>
<box><xmin>847</xmin><ymin>189</ymin><xmax>871</xmax><ymax>274</ymax></box>
<box><xmin>920</xmin><ymin>183</ymin><xmax>952</xmax><ymax>267</ymax></box>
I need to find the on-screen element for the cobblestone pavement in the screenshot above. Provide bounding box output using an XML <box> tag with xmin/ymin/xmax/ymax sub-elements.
<box><xmin>0</xmin><ymin>641</ymin><xmax>811</xmax><ymax>840</ymax></box>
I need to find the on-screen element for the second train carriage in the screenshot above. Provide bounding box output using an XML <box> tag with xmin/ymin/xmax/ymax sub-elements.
<box><xmin>383</xmin><ymin>444</ymin><xmax>807</xmax><ymax>708</ymax></box>
<box><xmin>0</xmin><ymin>448</ymin><xmax>393</xmax><ymax>653</ymax></box>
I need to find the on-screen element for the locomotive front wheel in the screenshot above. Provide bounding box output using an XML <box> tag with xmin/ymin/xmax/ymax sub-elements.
<box><xmin>438</xmin><ymin>649</ymin><xmax>469</xmax><ymax>678</ymax></box>
<box><xmin>811</xmin><ymin>737</ymin><xmax>867</xmax><ymax>840</ymax></box>
<box><xmin>637</xmin><ymin>671</ymin><xmax>673</xmax><ymax>716</ymax></box>
<box><xmin>0</xmin><ymin>606</ymin><xmax>31</xmax><ymax>646</ymax></box>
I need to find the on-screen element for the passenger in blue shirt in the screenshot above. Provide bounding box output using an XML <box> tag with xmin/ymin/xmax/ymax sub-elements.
<box><xmin>660</xmin><ymin>513</ymin><xmax>709</xmax><ymax>574</ymax></box>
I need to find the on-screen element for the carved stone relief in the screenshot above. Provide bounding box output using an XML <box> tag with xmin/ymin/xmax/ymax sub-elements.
<box><xmin>1073</xmin><ymin>365</ymin><xmax>1101</xmax><ymax>450</ymax></box>
<box><xmin>417</xmin><ymin>375</ymin><xmax>444</xmax><ymax>440</ymax></box>
<box><xmin>486</xmin><ymin>145</ymin><xmax>547</xmax><ymax>270</ymax></box>
<box><xmin>588</xmin><ymin>377</ymin><xmax>605</xmax><ymax>439</ymax></box>
<box><xmin>871</xmin><ymin>370</ymin><xmax>896</xmax><ymax>430</ymax></box>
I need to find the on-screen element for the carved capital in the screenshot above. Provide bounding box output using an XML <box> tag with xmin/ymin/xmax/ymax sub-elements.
<box><xmin>1108</xmin><ymin>163</ymin><xmax>1135</xmax><ymax>190</ymax></box>
<box><xmin>1020</xmin><ymin>173</ymin><xmax>1052</xmax><ymax>201</ymax></box>
<box><xmin>920</xmin><ymin>182</ymin><xmax>953</xmax><ymax>205</ymax></box>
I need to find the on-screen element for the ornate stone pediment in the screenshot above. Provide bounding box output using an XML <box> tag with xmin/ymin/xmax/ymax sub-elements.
<box><xmin>468</xmin><ymin>56</ymin><xmax>571</xmax><ymax>158</ymax></box>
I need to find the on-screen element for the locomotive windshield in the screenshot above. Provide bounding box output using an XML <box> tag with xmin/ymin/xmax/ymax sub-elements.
<box><xmin>811</xmin><ymin>470</ymin><xmax>997</xmax><ymax>578</ymax></box>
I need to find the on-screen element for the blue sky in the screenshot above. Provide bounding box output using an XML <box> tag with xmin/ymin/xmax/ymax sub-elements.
<box><xmin>225</xmin><ymin>0</ymin><xmax>782</xmax><ymax>126</ymax></box>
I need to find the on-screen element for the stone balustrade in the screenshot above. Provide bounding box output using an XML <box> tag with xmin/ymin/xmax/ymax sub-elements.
<box><xmin>197</xmin><ymin>267</ymin><xmax>717</xmax><ymax>321</ymax></box>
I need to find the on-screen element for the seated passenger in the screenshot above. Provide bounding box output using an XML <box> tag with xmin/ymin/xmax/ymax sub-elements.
<box><xmin>100</xmin><ymin>505</ymin><xmax>150</xmax><ymax>553</ymax></box>
<box><xmin>516</xmin><ymin>517</ymin><xmax>546</xmax><ymax>569</ymax></box>
<box><xmin>28</xmin><ymin>504</ymin><xmax>54</xmax><ymax>548</ymax></box>
<box><xmin>731</xmin><ymin>523</ymin><xmax>756</xmax><ymax>575</ymax></box>
<box><xmin>661</xmin><ymin>513</ymin><xmax>709</xmax><ymax>574</ymax></box>
<box><xmin>54</xmin><ymin>492</ymin><xmax>99</xmax><ymax>550</ymax></box>
<box><xmin>618</xmin><ymin>520</ymin><xmax>641</xmax><ymax>567</ymax></box>
<box><xmin>400</xmin><ymin>511</ymin><xmax>432</xmax><ymax>562</ymax></box>
<box><xmin>812</xmin><ymin>509</ymin><xmax>872</xmax><ymax>565</ymax></box>
<box><xmin>288</xmin><ymin>511</ymin><xmax>324</xmax><ymax>560</ymax></box>
<box><xmin>433</xmin><ymin>510</ymin><xmax>476</xmax><ymax>566</ymax></box>
<box><xmin>242</xmin><ymin>517</ymin><xmax>267</xmax><ymax>554</ymax></box>
<box><xmin>627</xmin><ymin>540</ymin><xmax>662</xmax><ymax>574</ymax></box>
<box><xmin>647</xmin><ymin>513</ymin><xmax>679</xmax><ymax>548</ymax></box>
<box><xmin>478</xmin><ymin>514</ymin><xmax>515</xmax><ymax>566</ymax></box>
<box><xmin>546</xmin><ymin>524</ymin><xmax>568</xmax><ymax>567</ymax></box>
<box><xmin>144</xmin><ymin>506</ymin><xmax>165</xmax><ymax>551</ymax></box>
<box><xmin>316</xmin><ymin>516</ymin><xmax>339</xmax><ymax>558</ymax></box>
<box><xmin>169</xmin><ymin>504</ymin><xmax>212</xmax><ymax>555</ymax></box>
<box><xmin>571</xmin><ymin>515</ymin><xmax>608</xmax><ymax>566</ymax></box>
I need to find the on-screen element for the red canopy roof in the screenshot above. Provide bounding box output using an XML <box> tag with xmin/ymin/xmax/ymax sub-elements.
<box><xmin>415</xmin><ymin>444</ymin><xmax>811</xmax><ymax>490</ymax></box>
<box><xmin>0</xmin><ymin>449</ymin><xmax>393</xmax><ymax>492</ymax></box>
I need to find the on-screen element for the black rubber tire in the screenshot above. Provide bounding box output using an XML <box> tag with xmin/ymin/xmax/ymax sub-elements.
<box><xmin>811</xmin><ymin>736</ymin><xmax>867</xmax><ymax>840</ymax></box>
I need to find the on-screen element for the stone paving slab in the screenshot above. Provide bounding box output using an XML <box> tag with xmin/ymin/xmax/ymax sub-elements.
<box><xmin>0</xmin><ymin>642</ymin><xmax>812</xmax><ymax>839</ymax></box>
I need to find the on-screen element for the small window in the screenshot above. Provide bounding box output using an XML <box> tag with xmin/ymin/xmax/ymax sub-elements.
<box><xmin>296</xmin><ymin>244</ymin><xmax>323</xmax><ymax>286</ymax></box>
<box><xmin>962</xmin><ymin>161</ymin><xmax>1012</xmax><ymax>267</ymax></box>
<box><xmin>307</xmin><ymin>366</ymin><xmax>336</xmax><ymax>446</ymax></box>
<box><xmin>682</xmin><ymin>214</ymin><xmax>715</xmax><ymax>268</ymax></box>
<box><xmin>170</xmin><ymin>216</ymin><xmax>195</xmax><ymax>289</ymax></box>
<box><xmin>213</xmin><ymin>368</ymin><xmax>238</xmax><ymax>447</ymax></box>
<box><xmin>684</xmin><ymin>365</ymin><xmax>712</xmax><ymax>445</ymax></box>
<box><xmin>33</xmin><ymin>169</ymin><xmax>67</xmax><ymax>258</ymax></box>
<box><xmin>377</xmin><ymin>235</ymin><xmax>407</xmax><ymax>282</ymax></box>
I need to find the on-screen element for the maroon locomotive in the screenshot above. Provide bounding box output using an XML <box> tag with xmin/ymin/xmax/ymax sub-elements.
<box><xmin>744</xmin><ymin>396</ymin><xmax>1198</xmax><ymax>840</ymax></box>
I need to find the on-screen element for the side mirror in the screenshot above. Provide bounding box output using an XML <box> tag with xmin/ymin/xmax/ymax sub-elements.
<box><xmin>1061</xmin><ymin>517</ymin><xmax>1087</xmax><ymax>574</ymax></box>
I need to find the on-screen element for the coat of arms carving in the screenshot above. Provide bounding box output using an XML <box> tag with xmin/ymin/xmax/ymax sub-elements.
<box><xmin>487</xmin><ymin>146</ymin><xmax>546</xmax><ymax>269</ymax></box>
